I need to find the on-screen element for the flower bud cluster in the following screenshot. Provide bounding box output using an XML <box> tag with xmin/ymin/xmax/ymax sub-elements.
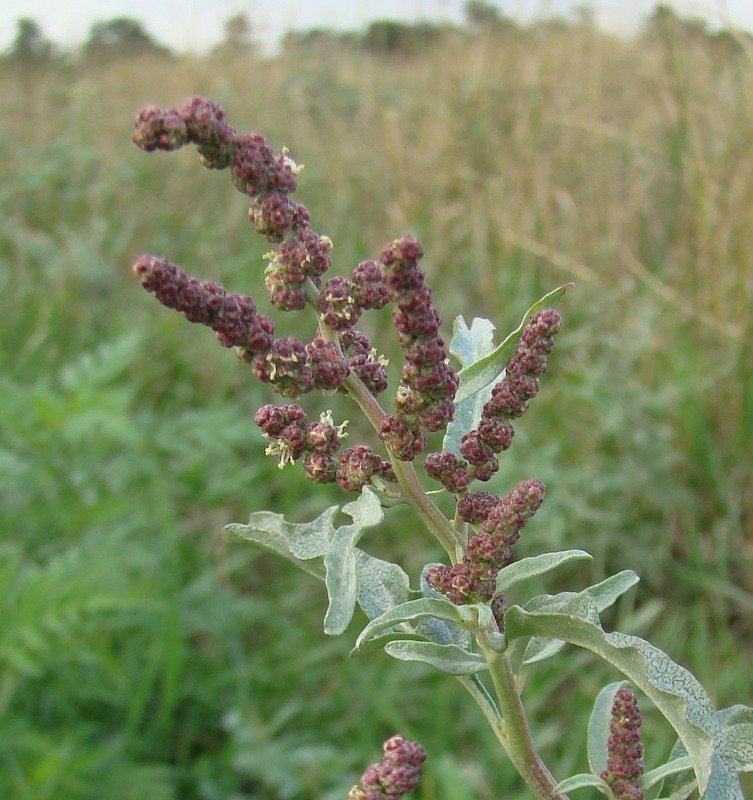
<box><xmin>427</xmin><ymin>308</ymin><xmax>561</xmax><ymax>489</ymax></box>
<box><xmin>133</xmin><ymin>97</ymin><xmax>328</xmax><ymax>314</ymax></box>
<box><xmin>378</xmin><ymin>235</ymin><xmax>459</xmax><ymax>461</ymax></box>
<box><xmin>601</xmin><ymin>688</ymin><xmax>645</xmax><ymax>800</ymax></box>
<box><xmin>255</xmin><ymin>405</ymin><xmax>395</xmax><ymax>492</ymax></box>
<box><xmin>426</xmin><ymin>479</ymin><xmax>545</xmax><ymax>604</ymax></box>
<box><xmin>336</xmin><ymin>445</ymin><xmax>396</xmax><ymax>493</ymax></box>
<box><xmin>339</xmin><ymin>329</ymin><xmax>389</xmax><ymax>397</ymax></box>
<box><xmin>264</xmin><ymin>230</ymin><xmax>333</xmax><ymax>312</ymax></box>
<box><xmin>256</xmin><ymin>404</ymin><xmax>344</xmax><ymax>479</ymax></box>
<box><xmin>133</xmin><ymin>255</ymin><xmax>275</xmax><ymax>355</ymax></box>
<box><xmin>348</xmin><ymin>735</ymin><xmax>426</xmax><ymax>800</ymax></box>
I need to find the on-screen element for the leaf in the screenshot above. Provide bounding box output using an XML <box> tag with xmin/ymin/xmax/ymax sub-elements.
<box><xmin>353</xmin><ymin>597</ymin><xmax>464</xmax><ymax>652</ymax></box>
<box><xmin>586</xmin><ymin>570</ymin><xmax>641</xmax><ymax>613</ymax></box>
<box><xmin>226</xmin><ymin>505</ymin><xmax>339</xmax><ymax>579</ymax></box>
<box><xmin>443</xmin><ymin>284</ymin><xmax>571</xmax><ymax>456</ymax></box>
<box><xmin>383</xmin><ymin>640</ymin><xmax>488</xmax><ymax>675</ymax></box>
<box><xmin>323</xmin><ymin>489</ymin><xmax>385</xmax><ymax>635</ymax></box>
<box><xmin>715</xmin><ymin>705</ymin><xmax>753</xmax><ymax>772</ymax></box>
<box><xmin>588</xmin><ymin>681</ymin><xmax>631</xmax><ymax>776</ymax></box>
<box><xmin>640</xmin><ymin>756</ymin><xmax>694</xmax><ymax>791</ymax></box>
<box><xmin>494</xmin><ymin>549</ymin><xmax>592</xmax><ymax>596</ymax></box>
<box><xmin>355</xmin><ymin>550</ymin><xmax>410</xmax><ymax>623</ymax></box>
<box><xmin>229</xmin><ymin>489</ymin><xmax>408</xmax><ymax>636</ymax></box>
<box><xmin>505</xmin><ymin>603</ymin><xmax>746</xmax><ymax>798</ymax></box>
<box><xmin>522</xmin><ymin>571</ymin><xmax>639</xmax><ymax>665</ymax></box>
<box><xmin>449</xmin><ymin>316</ymin><xmax>497</xmax><ymax>369</ymax></box>
<box><xmin>553</xmin><ymin>773</ymin><xmax>615</xmax><ymax>796</ymax></box>
<box><xmin>661</xmin><ymin>740</ymin><xmax>697</xmax><ymax>800</ymax></box>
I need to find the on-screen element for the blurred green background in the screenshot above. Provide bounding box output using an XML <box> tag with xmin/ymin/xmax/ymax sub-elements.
<box><xmin>1</xmin><ymin>7</ymin><xmax>751</xmax><ymax>799</ymax></box>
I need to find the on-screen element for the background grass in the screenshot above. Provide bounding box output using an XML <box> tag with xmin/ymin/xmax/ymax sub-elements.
<box><xmin>1</xmin><ymin>12</ymin><xmax>752</xmax><ymax>800</ymax></box>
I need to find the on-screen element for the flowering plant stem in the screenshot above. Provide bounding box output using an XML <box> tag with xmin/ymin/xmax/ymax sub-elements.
<box><xmin>479</xmin><ymin>647</ymin><xmax>567</xmax><ymax>800</ymax></box>
<box><xmin>131</xmin><ymin>95</ymin><xmax>753</xmax><ymax>800</ymax></box>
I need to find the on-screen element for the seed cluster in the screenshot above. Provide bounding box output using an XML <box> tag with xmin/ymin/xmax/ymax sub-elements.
<box><xmin>601</xmin><ymin>688</ymin><xmax>645</xmax><ymax>800</ymax></box>
<box><xmin>132</xmin><ymin>254</ymin><xmax>274</xmax><ymax>356</ymax></box>
<box><xmin>425</xmin><ymin>479</ymin><xmax>545</xmax><ymax>604</ymax></box>
<box><xmin>377</xmin><ymin>235</ymin><xmax>459</xmax><ymax>461</ymax></box>
<box><xmin>348</xmin><ymin>735</ymin><xmax>426</xmax><ymax>800</ymax></box>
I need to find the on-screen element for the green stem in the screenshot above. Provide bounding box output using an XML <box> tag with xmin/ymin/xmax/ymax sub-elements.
<box><xmin>480</xmin><ymin>643</ymin><xmax>569</xmax><ymax>800</ymax></box>
<box><xmin>342</xmin><ymin>369</ymin><xmax>461</xmax><ymax>559</ymax></box>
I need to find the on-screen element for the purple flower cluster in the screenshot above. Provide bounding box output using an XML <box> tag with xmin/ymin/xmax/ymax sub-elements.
<box><xmin>255</xmin><ymin>405</ymin><xmax>394</xmax><ymax>491</ymax></box>
<box><xmin>336</xmin><ymin>445</ymin><xmax>396</xmax><ymax>493</ymax></box>
<box><xmin>133</xmin><ymin>255</ymin><xmax>274</xmax><ymax>355</ymax></box>
<box><xmin>601</xmin><ymin>688</ymin><xmax>645</xmax><ymax>800</ymax></box>
<box><xmin>348</xmin><ymin>735</ymin><xmax>426</xmax><ymax>800</ymax></box>
<box><xmin>316</xmin><ymin>259</ymin><xmax>390</xmax><ymax>335</ymax></box>
<box><xmin>132</xmin><ymin>98</ymin><xmax>394</xmax><ymax>407</ymax></box>
<box><xmin>133</xmin><ymin>98</ymin><xmax>324</xmax><ymax>317</ymax></box>
<box><xmin>264</xmin><ymin>229</ymin><xmax>333</xmax><ymax>312</ymax></box>
<box><xmin>459</xmin><ymin>308</ymin><xmax>561</xmax><ymax>482</ymax></box>
<box><xmin>425</xmin><ymin>479</ymin><xmax>545</xmax><ymax>604</ymax></box>
<box><xmin>339</xmin><ymin>329</ymin><xmax>389</xmax><ymax>397</ymax></box>
<box><xmin>378</xmin><ymin>235</ymin><xmax>459</xmax><ymax>461</ymax></box>
<box><xmin>425</xmin><ymin>308</ymin><xmax>561</xmax><ymax>492</ymax></box>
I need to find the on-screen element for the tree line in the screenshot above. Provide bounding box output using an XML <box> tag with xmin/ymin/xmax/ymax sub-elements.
<box><xmin>3</xmin><ymin>3</ymin><xmax>750</xmax><ymax>66</ymax></box>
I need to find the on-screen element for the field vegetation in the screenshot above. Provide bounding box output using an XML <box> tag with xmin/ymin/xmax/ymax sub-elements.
<box><xmin>1</xmin><ymin>5</ymin><xmax>751</xmax><ymax>798</ymax></box>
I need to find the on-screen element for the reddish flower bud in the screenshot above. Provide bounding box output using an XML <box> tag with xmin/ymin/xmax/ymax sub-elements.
<box><xmin>230</xmin><ymin>133</ymin><xmax>276</xmax><ymax>196</ymax></box>
<box><xmin>250</xmin><ymin>193</ymin><xmax>310</xmax><ymax>241</ymax></box>
<box><xmin>253</xmin><ymin>336</ymin><xmax>314</xmax><ymax>398</ymax></box>
<box><xmin>352</xmin><ymin>260</ymin><xmax>389</xmax><ymax>310</ymax></box>
<box><xmin>379</xmin><ymin>415</ymin><xmax>426</xmax><ymax>462</ymax></box>
<box><xmin>425</xmin><ymin>452</ymin><xmax>471</xmax><ymax>493</ymax></box>
<box><xmin>601</xmin><ymin>688</ymin><xmax>645</xmax><ymax>800</ymax></box>
<box><xmin>349</xmin><ymin>735</ymin><xmax>426</xmax><ymax>800</ymax></box>
<box><xmin>302</xmin><ymin>452</ymin><xmax>338</xmax><ymax>483</ymax></box>
<box><xmin>319</xmin><ymin>276</ymin><xmax>362</xmax><ymax>330</ymax></box>
<box><xmin>305</xmin><ymin>338</ymin><xmax>350</xmax><ymax>391</ymax></box>
<box><xmin>132</xmin><ymin>105</ymin><xmax>188</xmax><ymax>152</ymax></box>
<box><xmin>457</xmin><ymin>492</ymin><xmax>500</xmax><ymax>524</ymax></box>
<box><xmin>337</xmin><ymin>445</ymin><xmax>387</xmax><ymax>492</ymax></box>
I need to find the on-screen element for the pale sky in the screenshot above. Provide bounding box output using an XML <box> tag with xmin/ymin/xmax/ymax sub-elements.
<box><xmin>2</xmin><ymin>0</ymin><xmax>751</xmax><ymax>54</ymax></box>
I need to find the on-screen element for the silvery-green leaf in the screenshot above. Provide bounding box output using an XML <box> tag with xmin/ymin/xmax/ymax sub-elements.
<box><xmin>226</xmin><ymin>505</ymin><xmax>340</xmax><ymax>579</ymax></box>
<box><xmin>353</xmin><ymin>597</ymin><xmax>464</xmax><ymax>651</ymax></box>
<box><xmin>521</xmin><ymin>571</ymin><xmax>639</xmax><ymax>665</ymax></box>
<box><xmin>715</xmin><ymin>705</ymin><xmax>753</xmax><ymax>772</ymax></box>
<box><xmin>458</xmin><ymin>601</ymin><xmax>495</xmax><ymax>632</ymax></box>
<box><xmin>495</xmin><ymin>549</ymin><xmax>592</xmax><ymax>596</ymax></box>
<box><xmin>661</xmin><ymin>740</ymin><xmax>696</xmax><ymax>799</ymax></box>
<box><xmin>553</xmin><ymin>773</ymin><xmax>614</xmax><ymax>796</ymax></box>
<box><xmin>383</xmin><ymin>640</ymin><xmax>488</xmax><ymax>675</ymax></box>
<box><xmin>640</xmin><ymin>756</ymin><xmax>693</xmax><ymax>791</ymax></box>
<box><xmin>323</xmin><ymin>488</ymin><xmax>384</xmax><ymax>635</ymax></box>
<box><xmin>586</xmin><ymin>570</ymin><xmax>640</xmax><ymax>612</ymax></box>
<box><xmin>355</xmin><ymin>550</ymin><xmax>410</xmax><ymax>622</ymax></box>
<box><xmin>505</xmin><ymin>605</ymin><xmax>744</xmax><ymax>798</ymax></box>
<box><xmin>449</xmin><ymin>316</ymin><xmax>497</xmax><ymax>369</ymax></box>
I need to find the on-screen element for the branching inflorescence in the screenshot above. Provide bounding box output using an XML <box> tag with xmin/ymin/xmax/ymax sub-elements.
<box><xmin>131</xmin><ymin>97</ymin><xmax>750</xmax><ymax>800</ymax></box>
<box><xmin>132</xmin><ymin>94</ymin><xmax>557</xmax><ymax>532</ymax></box>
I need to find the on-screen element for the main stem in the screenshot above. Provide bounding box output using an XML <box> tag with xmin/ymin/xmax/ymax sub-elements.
<box><xmin>479</xmin><ymin>642</ymin><xmax>569</xmax><ymax>800</ymax></box>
